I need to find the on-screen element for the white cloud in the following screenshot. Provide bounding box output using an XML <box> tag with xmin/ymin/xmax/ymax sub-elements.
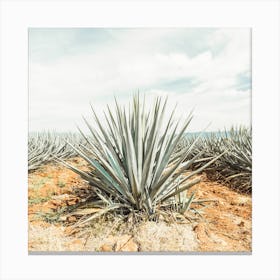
<box><xmin>29</xmin><ymin>28</ymin><xmax>251</xmax><ymax>132</ymax></box>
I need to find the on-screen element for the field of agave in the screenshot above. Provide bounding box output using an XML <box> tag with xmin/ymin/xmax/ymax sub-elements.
<box><xmin>28</xmin><ymin>95</ymin><xmax>252</xmax><ymax>228</ymax></box>
<box><xmin>177</xmin><ymin>127</ymin><xmax>252</xmax><ymax>193</ymax></box>
<box><xmin>28</xmin><ymin>132</ymin><xmax>87</xmax><ymax>171</ymax></box>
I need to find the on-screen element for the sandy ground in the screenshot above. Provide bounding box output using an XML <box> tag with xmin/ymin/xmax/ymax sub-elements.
<box><xmin>28</xmin><ymin>157</ymin><xmax>252</xmax><ymax>253</ymax></box>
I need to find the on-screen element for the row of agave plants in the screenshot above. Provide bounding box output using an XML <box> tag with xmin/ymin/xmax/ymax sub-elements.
<box><xmin>28</xmin><ymin>95</ymin><xmax>251</xmax><ymax>223</ymax></box>
<box><xmin>177</xmin><ymin>127</ymin><xmax>252</xmax><ymax>193</ymax></box>
<box><xmin>28</xmin><ymin>132</ymin><xmax>87</xmax><ymax>171</ymax></box>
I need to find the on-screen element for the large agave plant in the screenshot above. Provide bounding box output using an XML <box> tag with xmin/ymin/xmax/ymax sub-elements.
<box><xmin>61</xmin><ymin>95</ymin><xmax>222</xmax><ymax>219</ymax></box>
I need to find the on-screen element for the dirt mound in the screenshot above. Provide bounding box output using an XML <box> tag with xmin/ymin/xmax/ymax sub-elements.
<box><xmin>134</xmin><ymin>221</ymin><xmax>198</xmax><ymax>251</ymax></box>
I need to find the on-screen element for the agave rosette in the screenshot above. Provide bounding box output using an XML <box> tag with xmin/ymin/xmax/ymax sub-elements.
<box><xmin>61</xmin><ymin>95</ymin><xmax>223</xmax><ymax>219</ymax></box>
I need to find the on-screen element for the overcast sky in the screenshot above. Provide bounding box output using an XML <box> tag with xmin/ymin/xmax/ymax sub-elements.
<box><xmin>29</xmin><ymin>28</ymin><xmax>251</xmax><ymax>133</ymax></box>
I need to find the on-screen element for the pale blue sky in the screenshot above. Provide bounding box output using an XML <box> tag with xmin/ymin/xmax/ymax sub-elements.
<box><xmin>29</xmin><ymin>28</ymin><xmax>251</xmax><ymax>132</ymax></box>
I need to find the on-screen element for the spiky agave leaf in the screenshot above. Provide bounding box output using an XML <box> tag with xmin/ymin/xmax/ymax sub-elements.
<box><xmin>61</xmin><ymin>95</ymin><xmax>222</xmax><ymax>217</ymax></box>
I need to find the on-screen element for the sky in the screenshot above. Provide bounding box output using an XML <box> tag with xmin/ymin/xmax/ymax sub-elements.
<box><xmin>29</xmin><ymin>28</ymin><xmax>251</xmax><ymax>133</ymax></box>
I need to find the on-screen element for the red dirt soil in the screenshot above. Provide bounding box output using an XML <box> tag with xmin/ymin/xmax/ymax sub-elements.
<box><xmin>28</xmin><ymin>157</ymin><xmax>251</xmax><ymax>252</ymax></box>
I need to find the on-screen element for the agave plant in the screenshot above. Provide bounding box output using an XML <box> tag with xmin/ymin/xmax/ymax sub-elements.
<box><xmin>177</xmin><ymin>126</ymin><xmax>252</xmax><ymax>192</ymax></box>
<box><xmin>60</xmin><ymin>95</ymin><xmax>222</xmax><ymax>221</ymax></box>
<box><xmin>28</xmin><ymin>132</ymin><xmax>87</xmax><ymax>171</ymax></box>
<box><xmin>221</xmin><ymin>126</ymin><xmax>252</xmax><ymax>192</ymax></box>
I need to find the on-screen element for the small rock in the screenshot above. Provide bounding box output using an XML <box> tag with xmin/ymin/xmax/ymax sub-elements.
<box><xmin>99</xmin><ymin>235</ymin><xmax>117</xmax><ymax>252</ymax></box>
<box><xmin>66</xmin><ymin>198</ymin><xmax>79</xmax><ymax>206</ymax></box>
<box><xmin>193</xmin><ymin>223</ymin><xmax>208</xmax><ymax>242</ymax></box>
<box><xmin>50</xmin><ymin>200</ymin><xmax>64</xmax><ymax>207</ymax></box>
<box><xmin>59</xmin><ymin>215</ymin><xmax>67</xmax><ymax>221</ymax></box>
<box><xmin>67</xmin><ymin>216</ymin><xmax>77</xmax><ymax>222</ymax></box>
<box><xmin>71</xmin><ymin>239</ymin><xmax>83</xmax><ymax>245</ymax></box>
<box><xmin>100</xmin><ymin>244</ymin><xmax>114</xmax><ymax>252</ymax></box>
<box><xmin>238</xmin><ymin>221</ymin><xmax>245</xmax><ymax>227</ymax></box>
<box><xmin>64</xmin><ymin>226</ymin><xmax>79</xmax><ymax>235</ymax></box>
